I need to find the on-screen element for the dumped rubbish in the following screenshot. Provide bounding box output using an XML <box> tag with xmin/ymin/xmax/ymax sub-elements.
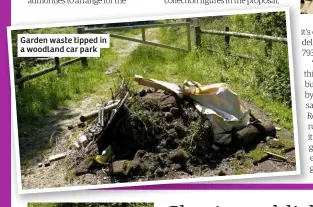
<box><xmin>78</xmin><ymin>135</ymin><xmax>88</xmax><ymax>147</ymax></box>
<box><xmin>234</xmin><ymin>122</ymin><xmax>276</xmax><ymax>146</ymax></box>
<box><xmin>95</xmin><ymin>145</ymin><xmax>113</xmax><ymax>165</ymax></box>
<box><xmin>79</xmin><ymin>101</ymin><xmax>120</xmax><ymax>122</ymax></box>
<box><xmin>44</xmin><ymin>161</ymin><xmax>51</xmax><ymax>167</ymax></box>
<box><xmin>265</xmin><ymin>151</ymin><xmax>287</xmax><ymax>161</ymax></box>
<box><xmin>68</xmin><ymin>122</ymin><xmax>86</xmax><ymax>130</ymax></box>
<box><xmin>111</xmin><ymin>160</ymin><xmax>132</xmax><ymax>177</ymax></box>
<box><xmin>44</xmin><ymin>75</ymin><xmax>283</xmax><ymax>181</ymax></box>
<box><xmin>134</xmin><ymin>75</ymin><xmax>181</xmax><ymax>95</ymax></box>
<box><xmin>38</xmin><ymin>153</ymin><xmax>68</xmax><ymax>168</ymax></box>
<box><xmin>48</xmin><ymin>152</ymin><xmax>68</xmax><ymax>162</ymax></box>
<box><xmin>275</xmin><ymin>127</ymin><xmax>282</xmax><ymax>131</ymax></box>
<box><xmin>183</xmin><ymin>81</ymin><xmax>251</xmax><ymax>145</ymax></box>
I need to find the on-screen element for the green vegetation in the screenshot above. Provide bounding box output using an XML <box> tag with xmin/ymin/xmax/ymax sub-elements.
<box><xmin>121</xmin><ymin>13</ymin><xmax>292</xmax><ymax>131</ymax></box>
<box><xmin>247</xmin><ymin>138</ymin><xmax>294</xmax><ymax>162</ymax></box>
<box><xmin>16</xmin><ymin>47</ymin><xmax>118</xmax><ymax>122</ymax></box>
<box><xmin>13</xmin><ymin>12</ymin><xmax>293</xmax><ymax>158</ymax></box>
<box><xmin>28</xmin><ymin>203</ymin><xmax>154</xmax><ymax>207</ymax></box>
<box><xmin>12</xmin><ymin>27</ymin><xmax>120</xmax><ymax>134</ymax></box>
<box><xmin>233</xmin><ymin>158</ymin><xmax>253</xmax><ymax>175</ymax></box>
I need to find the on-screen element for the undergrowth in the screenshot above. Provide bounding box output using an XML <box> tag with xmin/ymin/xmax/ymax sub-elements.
<box><xmin>13</xmin><ymin>12</ymin><xmax>294</xmax><ymax>159</ymax></box>
<box><xmin>28</xmin><ymin>203</ymin><xmax>154</xmax><ymax>207</ymax></box>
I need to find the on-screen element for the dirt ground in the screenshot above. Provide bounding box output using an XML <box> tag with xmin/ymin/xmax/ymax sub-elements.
<box><xmin>20</xmin><ymin>89</ymin><xmax>296</xmax><ymax>189</ymax></box>
<box><xmin>18</xmin><ymin>29</ymin><xmax>296</xmax><ymax>190</ymax></box>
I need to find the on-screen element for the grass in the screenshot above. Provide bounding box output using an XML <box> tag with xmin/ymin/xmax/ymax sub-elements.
<box><xmin>233</xmin><ymin>159</ymin><xmax>253</xmax><ymax>175</ymax></box>
<box><xmin>28</xmin><ymin>204</ymin><xmax>154</xmax><ymax>207</ymax></box>
<box><xmin>247</xmin><ymin>148</ymin><xmax>268</xmax><ymax>162</ymax></box>
<box><xmin>119</xmin><ymin>44</ymin><xmax>292</xmax><ymax>131</ymax></box>
<box><xmin>247</xmin><ymin>139</ymin><xmax>294</xmax><ymax>162</ymax></box>
<box><xmin>14</xmin><ymin>13</ymin><xmax>294</xmax><ymax>164</ymax></box>
<box><xmin>16</xmin><ymin>47</ymin><xmax>119</xmax><ymax>133</ymax></box>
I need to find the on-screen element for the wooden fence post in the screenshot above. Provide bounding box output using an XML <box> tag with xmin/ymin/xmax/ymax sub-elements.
<box><xmin>77</xmin><ymin>27</ymin><xmax>88</xmax><ymax>67</ymax></box>
<box><xmin>141</xmin><ymin>28</ymin><xmax>146</xmax><ymax>42</ymax></box>
<box><xmin>55</xmin><ymin>57</ymin><xmax>61</xmax><ymax>74</ymax></box>
<box><xmin>194</xmin><ymin>18</ymin><xmax>201</xmax><ymax>48</ymax></box>
<box><xmin>225</xmin><ymin>26</ymin><xmax>230</xmax><ymax>56</ymax></box>
<box><xmin>15</xmin><ymin>61</ymin><xmax>24</xmax><ymax>90</ymax></box>
<box><xmin>265</xmin><ymin>31</ymin><xmax>273</xmax><ymax>58</ymax></box>
<box><xmin>186</xmin><ymin>22</ymin><xmax>192</xmax><ymax>51</ymax></box>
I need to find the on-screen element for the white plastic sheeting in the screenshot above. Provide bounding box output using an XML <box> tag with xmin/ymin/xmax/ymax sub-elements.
<box><xmin>134</xmin><ymin>75</ymin><xmax>181</xmax><ymax>95</ymax></box>
<box><xmin>189</xmin><ymin>83</ymin><xmax>250</xmax><ymax>144</ymax></box>
<box><xmin>134</xmin><ymin>75</ymin><xmax>250</xmax><ymax>145</ymax></box>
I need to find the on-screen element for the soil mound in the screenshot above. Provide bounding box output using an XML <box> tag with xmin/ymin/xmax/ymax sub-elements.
<box><xmin>69</xmin><ymin>90</ymin><xmax>219</xmax><ymax>182</ymax></box>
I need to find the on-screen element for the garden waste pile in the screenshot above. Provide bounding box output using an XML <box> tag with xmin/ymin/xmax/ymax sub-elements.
<box><xmin>41</xmin><ymin>75</ymin><xmax>278</xmax><ymax>182</ymax></box>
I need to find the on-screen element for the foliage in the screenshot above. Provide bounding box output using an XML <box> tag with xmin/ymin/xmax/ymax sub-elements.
<box><xmin>28</xmin><ymin>203</ymin><xmax>154</xmax><ymax>207</ymax></box>
<box><xmin>11</xmin><ymin>27</ymin><xmax>77</xmax><ymax>79</ymax></box>
<box><xmin>12</xmin><ymin>27</ymin><xmax>119</xmax><ymax>133</ymax></box>
<box><xmin>15</xmin><ymin>47</ymin><xmax>118</xmax><ymax>128</ymax></box>
<box><xmin>257</xmin><ymin>44</ymin><xmax>291</xmax><ymax>106</ymax></box>
<box><xmin>253</xmin><ymin>12</ymin><xmax>287</xmax><ymax>37</ymax></box>
<box><xmin>253</xmin><ymin>12</ymin><xmax>290</xmax><ymax>106</ymax></box>
<box><xmin>138</xmin><ymin>12</ymin><xmax>292</xmax><ymax>130</ymax></box>
<box><xmin>156</xmin><ymin>12</ymin><xmax>291</xmax><ymax>106</ymax></box>
<box><xmin>14</xmin><ymin>12</ymin><xmax>293</xmax><ymax>160</ymax></box>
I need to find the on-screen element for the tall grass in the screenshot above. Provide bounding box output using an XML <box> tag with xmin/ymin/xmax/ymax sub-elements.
<box><xmin>120</xmin><ymin>13</ymin><xmax>293</xmax><ymax>131</ymax></box>
<box><xmin>13</xmin><ymin>26</ymin><xmax>120</xmax><ymax>132</ymax></box>
<box><xmin>119</xmin><ymin>45</ymin><xmax>292</xmax><ymax>130</ymax></box>
<box><xmin>28</xmin><ymin>203</ymin><xmax>154</xmax><ymax>207</ymax></box>
<box><xmin>16</xmin><ymin>47</ymin><xmax>119</xmax><ymax>130</ymax></box>
<box><xmin>15</xmin><ymin>12</ymin><xmax>293</xmax><ymax>137</ymax></box>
